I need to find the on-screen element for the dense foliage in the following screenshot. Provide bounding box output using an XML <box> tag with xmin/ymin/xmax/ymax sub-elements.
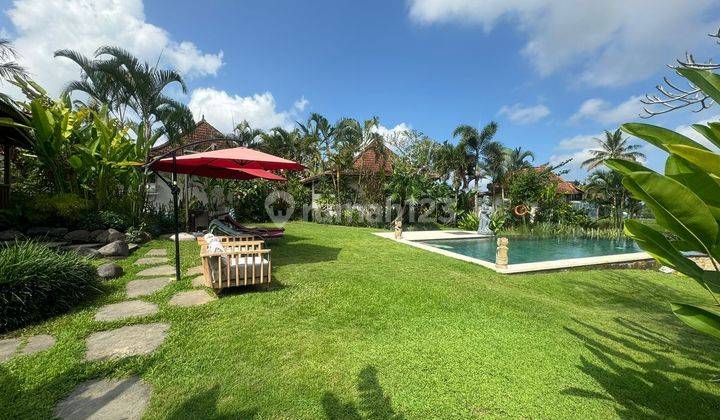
<box><xmin>0</xmin><ymin>241</ymin><xmax>102</xmax><ymax>332</ymax></box>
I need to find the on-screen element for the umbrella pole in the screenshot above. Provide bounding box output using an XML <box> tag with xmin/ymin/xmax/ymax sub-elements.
<box><xmin>172</xmin><ymin>154</ymin><xmax>181</xmax><ymax>282</ymax></box>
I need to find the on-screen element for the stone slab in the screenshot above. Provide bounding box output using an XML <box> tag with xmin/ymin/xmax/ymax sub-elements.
<box><xmin>84</xmin><ymin>323</ymin><xmax>169</xmax><ymax>361</ymax></box>
<box><xmin>137</xmin><ymin>265</ymin><xmax>175</xmax><ymax>277</ymax></box>
<box><xmin>54</xmin><ymin>376</ymin><xmax>151</xmax><ymax>420</ymax></box>
<box><xmin>146</xmin><ymin>249</ymin><xmax>167</xmax><ymax>256</ymax></box>
<box><xmin>0</xmin><ymin>338</ymin><xmax>21</xmax><ymax>362</ymax></box>
<box><xmin>20</xmin><ymin>334</ymin><xmax>56</xmax><ymax>355</ymax></box>
<box><xmin>190</xmin><ymin>276</ymin><xmax>205</xmax><ymax>287</ymax></box>
<box><xmin>169</xmin><ymin>290</ymin><xmax>215</xmax><ymax>307</ymax></box>
<box><xmin>95</xmin><ymin>301</ymin><xmax>158</xmax><ymax>322</ymax></box>
<box><xmin>186</xmin><ymin>265</ymin><xmax>203</xmax><ymax>276</ymax></box>
<box><xmin>126</xmin><ymin>278</ymin><xmax>171</xmax><ymax>298</ymax></box>
<box><xmin>133</xmin><ymin>257</ymin><xmax>168</xmax><ymax>266</ymax></box>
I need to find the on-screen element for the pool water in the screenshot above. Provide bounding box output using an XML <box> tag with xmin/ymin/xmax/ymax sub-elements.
<box><xmin>420</xmin><ymin>236</ymin><xmax>641</xmax><ymax>264</ymax></box>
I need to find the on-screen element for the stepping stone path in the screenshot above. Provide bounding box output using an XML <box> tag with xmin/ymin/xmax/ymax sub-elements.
<box><xmin>190</xmin><ymin>275</ymin><xmax>205</xmax><ymax>287</ymax></box>
<box><xmin>54</xmin><ymin>376</ymin><xmax>151</xmax><ymax>420</ymax></box>
<box><xmin>169</xmin><ymin>290</ymin><xmax>215</xmax><ymax>307</ymax></box>
<box><xmin>137</xmin><ymin>265</ymin><xmax>175</xmax><ymax>277</ymax></box>
<box><xmin>146</xmin><ymin>248</ymin><xmax>167</xmax><ymax>256</ymax></box>
<box><xmin>0</xmin><ymin>338</ymin><xmax>21</xmax><ymax>362</ymax></box>
<box><xmin>20</xmin><ymin>334</ymin><xmax>56</xmax><ymax>355</ymax></box>
<box><xmin>133</xmin><ymin>257</ymin><xmax>168</xmax><ymax>266</ymax></box>
<box><xmin>85</xmin><ymin>323</ymin><xmax>169</xmax><ymax>361</ymax></box>
<box><xmin>95</xmin><ymin>300</ymin><xmax>158</xmax><ymax>322</ymax></box>
<box><xmin>186</xmin><ymin>265</ymin><xmax>203</xmax><ymax>276</ymax></box>
<box><xmin>0</xmin><ymin>334</ymin><xmax>56</xmax><ymax>362</ymax></box>
<box><xmin>126</xmin><ymin>278</ymin><xmax>171</xmax><ymax>298</ymax></box>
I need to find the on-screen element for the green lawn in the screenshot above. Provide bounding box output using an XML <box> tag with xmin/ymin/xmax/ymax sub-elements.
<box><xmin>1</xmin><ymin>222</ymin><xmax>719</xmax><ymax>418</ymax></box>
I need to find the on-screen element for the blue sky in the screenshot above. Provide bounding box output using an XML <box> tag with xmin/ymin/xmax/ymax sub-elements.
<box><xmin>2</xmin><ymin>0</ymin><xmax>720</xmax><ymax>180</ymax></box>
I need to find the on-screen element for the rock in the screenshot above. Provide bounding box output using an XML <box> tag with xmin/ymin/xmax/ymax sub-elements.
<box><xmin>146</xmin><ymin>248</ymin><xmax>167</xmax><ymax>256</ymax></box>
<box><xmin>64</xmin><ymin>229</ymin><xmax>91</xmax><ymax>243</ymax></box>
<box><xmin>54</xmin><ymin>376</ymin><xmax>151</xmax><ymax>420</ymax></box>
<box><xmin>126</xmin><ymin>278</ymin><xmax>171</xmax><ymax>298</ymax></box>
<box><xmin>134</xmin><ymin>231</ymin><xmax>152</xmax><ymax>244</ymax></box>
<box><xmin>84</xmin><ymin>323</ymin><xmax>169</xmax><ymax>361</ymax></box>
<box><xmin>20</xmin><ymin>334</ymin><xmax>55</xmax><ymax>355</ymax></box>
<box><xmin>97</xmin><ymin>263</ymin><xmax>123</xmax><ymax>279</ymax></box>
<box><xmin>90</xmin><ymin>229</ymin><xmax>107</xmax><ymax>242</ymax></box>
<box><xmin>48</xmin><ymin>227</ymin><xmax>68</xmax><ymax>238</ymax></box>
<box><xmin>169</xmin><ymin>290</ymin><xmax>215</xmax><ymax>307</ymax></box>
<box><xmin>98</xmin><ymin>240</ymin><xmax>129</xmax><ymax>257</ymax></box>
<box><xmin>76</xmin><ymin>248</ymin><xmax>101</xmax><ymax>259</ymax></box>
<box><xmin>95</xmin><ymin>300</ymin><xmax>158</xmax><ymax>322</ymax></box>
<box><xmin>167</xmin><ymin>232</ymin><xmax>196</xmax><ymax>242</ymax></box>
<box><xmin>0</xmin><ymin>229</ymin><xmax>23</xmax><ymax>241</ymax></box>
<box><xmin>659</xmin><ymin>266</ymin><xmax>676</xmax><ymax>274</ymax></box>
<box><xmin>137</xmin><ymin>265</ymin><xmax>175</xmax><ymax>277</ymax></box>
<box><xmin>107</xmin><ymin>228</ymin><xmax>126</xmax><ymax>242</ymax></box>
<box><xmin>26</xmin><ymin>227</ymin><xmax>51</xmax><ymax>237</ymax></box>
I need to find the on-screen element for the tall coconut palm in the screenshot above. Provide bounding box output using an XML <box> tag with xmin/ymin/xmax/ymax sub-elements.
<box><xmin>297</xmin><ymin>113</ymin><xmax>334</xmax><ymax>173</ymax></box>
<box><xmin>452</xmin><ymin>121</ymin><xmax>499</xmax><ymax>208</ymax></box>
<box><xmin>585</xmin><ymin>169</ymin><xmax>625</xmax><ymax>228</ymax></box>
<box><xmin>232</xmin><ymin>120</ymin><xmax>263</xmax><ymax>148</ymax></box>
<box><xmin>0</xmin><ymin>39</ymin><xmax>27</xmax><ymax>83</ymax></box>
<box><xmin>581</xmin><ymin>128</ymin><xmax>645</xmax><ymax>170</ymax></box>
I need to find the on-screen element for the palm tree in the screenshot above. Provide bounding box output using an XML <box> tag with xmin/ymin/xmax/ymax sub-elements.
<box><xmin>581</xmin><ymin>128</ymin><xmax>645</xmax><ymax>170</ymax></box>
<box><xmin>0</xmin><ymin>39</ymin><xmax>27</xmax><ymax>83</ymax></box>
<box><xmin>482</xmin><ymin>142</ymin><xmax>507</xmax><ymax>202</ymax></box>
<box><xmin>232</xmin><ymin>120</ymin><xmax>263</xmax><ymax>148</ymax></box>
<box><xmin>297</xmin><ymin>113</ymin><xmax>334</xmax><ymax>173</ymax></box>
<box><xmin>452</xmin><ymin>121</ymin><xmax>499</xmax><ymax>208</ymax></box>
<box><xmin>585</xmin><ymin>169</ymin><xmax>625</xmax><ymax>229</ymax></box>
<box><xmin>505</xmin><ymin>147</ymin><xmax>535</xmax><ymax>173</ymax></box>
<box><xmin>55</xmin><ymin>46</ymin><xmax>193</xmax><ymax>147</ymax></box>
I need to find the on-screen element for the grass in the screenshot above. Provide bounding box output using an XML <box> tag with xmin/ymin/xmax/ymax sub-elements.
<box><xmin>1</xmin><ymin>221</ymin><xmax>719</xmax><ymax>418</ymax></box>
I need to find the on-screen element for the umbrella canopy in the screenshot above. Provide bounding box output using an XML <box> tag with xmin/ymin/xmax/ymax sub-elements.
<box><xmin>150</xmin><ymin>146</ymin><xmax>305</xmax><ymax>174</ymax></box>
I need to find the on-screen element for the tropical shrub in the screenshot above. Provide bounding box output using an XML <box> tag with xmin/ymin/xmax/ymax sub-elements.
<box><xmin>0</xmin><ymin>241</ymin><xmax>102</xmax><ymax>332</ymax></box>
<box><xmin>457</xmin><ymin>213</ymin><xmax>479</xmax><ymax>231</ymax></box>
<box><xmin>606</xmin><ymin>66</ymin><xmax>720</xmax><ymax>341</ymax></box>
<box><xmin>25</xmin><ymin>193</ymin><xmax>92</xmax><ymax>226</ymax></box>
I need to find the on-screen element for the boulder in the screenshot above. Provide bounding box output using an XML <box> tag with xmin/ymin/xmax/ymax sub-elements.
<box><xmin>91</xmin><ymin>229</ymin><xmax>107</xmax><ymax>242</ymax></box>
<box><xmin>26</xmin><ymin>227</ymin><xmax>51</xmax><ymax>237</ymax></box>
<box><xmin>98</xmin><ymin>240</ymin><xmax>129</xmax><ymax>257</ymax></box>
<box><xmin>48</xmin><ymin>227</ymin><xmax>68</xmax><ymax>238</ymax></box>
<box><xmin>107</xmin><ymin>228</ymin><xmax>126</xmax><ymax>242</ymax></box>
<box><xmin>0</xmin><ymin>229</ymin><xmax>23</xmax><ymax>241</ymax></box>
<box><xmin>64</xmin><ymin>230</ymin><xmax>91</xmax><ymax>243</ymax></box>
<box><xmin>167</xmin><ymin>232</ymin><xmax>196</xmax><ymax>242</ymax></box>
<box><xmin>97</xmin><ymin>263</ymin><xmax>123</xmax><ymax>279</ymax></box>
<box><xmin>134</xmin><ymin>231</ymin><xmax>152</xmax><ymax>244</ymax></box>
<box><xmin>76</xmin><ymin>248</ymin><xmax>101</xmax><ymax>259</ymax></box>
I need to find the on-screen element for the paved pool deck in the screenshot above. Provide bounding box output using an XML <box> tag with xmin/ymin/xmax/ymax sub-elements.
<box><xmin>373</xmin><ymin>230</ymin><xmax>653</xmax><ymax>274</ymax></box>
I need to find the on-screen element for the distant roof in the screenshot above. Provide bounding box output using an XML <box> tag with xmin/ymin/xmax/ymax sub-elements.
<box><xmin>149</xmin><ymin>118</ymin><xmax>228</xmax><ymax>157</ymax></box>
<box><xmin>0</xmin><ymin>97</ymin><xmax>31</xmax><ymax>149</ymax></box>
<box><xmin>301</xmin><ymin>139</ymin><xmax>396</xmax><ymax>183</ymax></box>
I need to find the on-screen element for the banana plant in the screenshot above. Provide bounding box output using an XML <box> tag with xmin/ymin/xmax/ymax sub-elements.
<box><xmin>606</xmin><ymin>68</ymin><xmax>720</xmax><ymax>340</ymax></box>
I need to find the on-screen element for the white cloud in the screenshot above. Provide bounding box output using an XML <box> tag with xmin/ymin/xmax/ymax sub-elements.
<box><xmin>498</xmin><ymin>103</ymin><xmax>550</xmax><ymax>124</ymax></box>
<box><xmin>556</xmin><ymin>133</ymin><xmax>599</xmax><ymax>151</ymax></box>
<box><xmin>371</xmin><ymin>122</ymin><xmax>412</xmax><ymax>138</ymax></box>
<box><xmin>187</xmin><ymin>88</ymin><xmax>308</xmax><ymax>133</ymax></box>
<box><xmin>673</xmin><ymin>114</ymin><xmax>720</xmax><ymax>151</ymax></box>
<box><xmin>4</xmin><ymin>0</ymin><xmax>223</xmax><ymax>97</ymax></box>
<box><xmin>408</xmin><ymin>0</ymin><xmax>719</xmax><ymax>86</ymax></box>
<box><xmin>548</xmin><ymin>149</ymin><xmax>594</xmax><ymax>181</ymax></box>
<box><xmin>570</xmin><ymin>96</ymin><xmax>643</xmax><ymax>125</ymax></box>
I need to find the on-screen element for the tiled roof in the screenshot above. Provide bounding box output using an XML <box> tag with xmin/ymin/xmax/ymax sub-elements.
<box><xmin>149</xmin><ymin>118</ymin><xmax>227</xmax><ymax>157</ymax></box>
<box><xmin>352</xmin><ymin>140</ymin><xmax>394</xmax><ymax>174</ymax></box>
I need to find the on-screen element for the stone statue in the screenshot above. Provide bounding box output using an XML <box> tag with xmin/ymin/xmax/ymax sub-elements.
<box><xmin>394</xmin><ymin>218</ymin><xmax>403</xmax><ymax>239</ymax></box>
<box><xmin>477</xmin><ymin>196</ymin><xmax>493</xmax><ymax>236</ymax></box>
<box><xmin>496</xmin><ymin>237</ymin><xmax>509</xmax><ymax>268</ymax></box>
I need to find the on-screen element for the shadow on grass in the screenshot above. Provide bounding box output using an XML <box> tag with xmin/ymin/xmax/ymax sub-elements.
<box><xmin>217</xmin><ymin>278</ymin><xmax>287</xmax><ymax>297</ymax></box>
<box><xmin>166</xmin><ymin>385</ymin><xmax>257</xmax><ymax>419</ymax></box>
<box><xmin>322</xmin><ymin>366</ymin><xmax>404</xmax><ymax>420</ymax></box>
<box><xmin>563</xmin><ymin>317</ymin><xmax>720</xmax><ymax>418</ymax></box>
<box><xmin>273</xmin><ymin>243</ymin><xmax>341</xmax><ymax>266</ymax></box>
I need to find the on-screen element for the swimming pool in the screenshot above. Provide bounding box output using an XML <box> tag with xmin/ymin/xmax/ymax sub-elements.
<box><xmin>420</xmin><ymin>236</ymin><xmax>641</xmax><ymax>265</ymax></box>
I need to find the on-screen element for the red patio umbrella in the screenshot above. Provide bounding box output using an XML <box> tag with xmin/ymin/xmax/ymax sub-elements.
<box><xmin>146</xmin><ymin>145</ymin><xmax>304</xmax><ymax>280</ymax></box>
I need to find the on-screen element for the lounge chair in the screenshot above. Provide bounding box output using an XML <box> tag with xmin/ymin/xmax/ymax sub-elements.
<box><xmin>223</xmin><ymin>214</ymin><xmax>285</xmax><ymax>236</ymax></box>
<box><xmin>211</xmin><ymin>218</ymin><xmax>284</xmax><ymax>240</ymax></box>
<box><xmin>199</xmin><ymin>236</ymin><xmax>271</xmax><ymax>289</ymax></box>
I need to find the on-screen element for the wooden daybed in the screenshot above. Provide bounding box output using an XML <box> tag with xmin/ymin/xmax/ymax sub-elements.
<box><xmin>198</xmin><ymin>236</ymin><xmax>272</xmax><ymax>290</ymax></box>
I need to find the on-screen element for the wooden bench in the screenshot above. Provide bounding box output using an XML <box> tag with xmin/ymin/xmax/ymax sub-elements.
<box><xmin>198</xmin><ymin>237</ymin><xmax>272</xmax><ymax>290</ymax></box>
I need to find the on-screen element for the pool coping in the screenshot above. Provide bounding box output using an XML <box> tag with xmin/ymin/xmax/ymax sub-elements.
<box><xmin>373</xmin><ymin>231</ymin><xmax>654</xmax><ymax>274</ymax></box>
